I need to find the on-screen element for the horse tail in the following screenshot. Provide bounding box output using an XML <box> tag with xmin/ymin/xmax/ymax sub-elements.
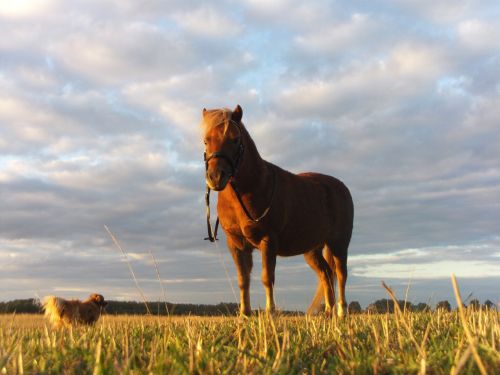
<box><xmin>42</xmin><ymin>296</ymin><xmax>66</xmax><ymax>327</ymax></box>
<box><xmin>307</xmin><ymin>282</ymin><xmax>324</xmax><ymax>314</ymax></box>
<box><xmin>307</xmin><ymin>246</ymin><xmax>336</xmax><ymax>314</ymax></box>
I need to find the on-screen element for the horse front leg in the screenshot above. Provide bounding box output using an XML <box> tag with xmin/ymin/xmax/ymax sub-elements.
<box><xmin>228</xmin><ymin>238</ymin><xmax>253</xmax><ymax>316</ymax></box>
<box><xmin>260</xmin><ymin>236</ymin><xmax>277</xmax><ymax>313</ymax></box>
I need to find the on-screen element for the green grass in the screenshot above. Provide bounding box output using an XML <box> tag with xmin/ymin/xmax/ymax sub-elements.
<box><xmin>0</xmin><ymin>310</ymin><xmax>498</xmax><ymax>374</ymax></box>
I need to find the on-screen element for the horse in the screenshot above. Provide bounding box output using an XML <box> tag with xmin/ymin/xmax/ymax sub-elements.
<box><xmin>201</xmin><ymin>105</ymin><xmax>354</xmax><ymax>317</ymax></box>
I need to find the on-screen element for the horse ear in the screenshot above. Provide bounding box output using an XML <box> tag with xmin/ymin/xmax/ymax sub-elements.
<box><xmin>232</xmin><ymin>105</ymin><xmax>243</xmax><ymax>123</ymax></box>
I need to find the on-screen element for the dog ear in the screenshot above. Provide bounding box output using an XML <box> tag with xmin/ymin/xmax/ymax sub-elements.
<box><xmin>89</xmin><ymin>294</ymin><xmax>106</xmax><ymax>306</ymax></box>
<box><xmin>98</xmin><ymin>296</ymin><xmax>108</xmax><ymax>307</ymax></box>
<box><xmin>97</xmin><ymin>295</ymin><xmax>107</xmax><ymax>307</ymax></box>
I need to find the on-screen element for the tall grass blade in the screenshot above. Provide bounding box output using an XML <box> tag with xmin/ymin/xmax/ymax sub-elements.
<box><xmin>450</xmin><ymin>274</ymin><xmax>487</xmax><ymax>375</ymax></box>
<box><xmin>149</xmin><ymin>249</ymin><xmax>169</xmax><ymax>316</ymax></box>
<box><xmin>104</xmin><ymin>225</ymin><xmax>151</xmax><ymax>315</ymax></box>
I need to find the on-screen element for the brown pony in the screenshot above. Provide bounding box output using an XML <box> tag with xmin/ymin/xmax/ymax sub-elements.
<box><xmin>202</xmin><ymin>105</ymin><xmax>353</xmax><ymax>317</ymax></box>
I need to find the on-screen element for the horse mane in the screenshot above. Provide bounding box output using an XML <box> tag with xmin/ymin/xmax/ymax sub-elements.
<box><xmin>201</xmin><ymin>108</ymin><xmax>233</xmax><ymax>137</ymax></box>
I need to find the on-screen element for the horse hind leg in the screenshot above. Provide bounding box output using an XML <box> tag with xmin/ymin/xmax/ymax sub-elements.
<box><xmin>261</xmin><ymin>246</ymin><xmax>277</xmax><ymax>313</ymax></box>
<box><xmin>304</xmin><ymin>247</ymin><xmax>335</xmax><ymax>315</ymax></box>
<box><xmin>326</xmin><ymin>241</ymin><xmax>348</xmax><ymax>318</ymax></box>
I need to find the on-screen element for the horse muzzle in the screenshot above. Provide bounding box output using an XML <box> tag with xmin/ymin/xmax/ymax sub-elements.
<box><xmin>206</xmin><ymin>168</ymin><xmax>231</xmax><ymax>191</ymax></box>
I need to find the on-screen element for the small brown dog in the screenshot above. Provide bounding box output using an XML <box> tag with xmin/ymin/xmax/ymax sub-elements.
<box><xmin>42</xmin><ymin>293</ymin><xmax>108</xmax><ymax>327</ymax></box>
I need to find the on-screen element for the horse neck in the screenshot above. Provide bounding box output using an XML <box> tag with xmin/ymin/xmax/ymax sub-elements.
<box><xmin>233</xmin><ymin>128</ymin><xmax>268</xmax><ymax>192</ymax></box>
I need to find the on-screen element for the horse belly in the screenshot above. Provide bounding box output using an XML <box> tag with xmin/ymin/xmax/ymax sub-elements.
<box><xmin>278</xmin><ymin>177</ymin><xmax>334</xmax><ymax>256</ymax></box>
<box><xmin>277</xmin><ymin>221</ymin><xmax>329</xmax><ymax>256</ymax></box>
<box><xmin>277</xmin><ymin>190</ymin><xmax>331</xmax><ymax>256</ymax></box>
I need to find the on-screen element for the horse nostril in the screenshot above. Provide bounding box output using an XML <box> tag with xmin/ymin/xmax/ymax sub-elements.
<box><xmin>207</xmin><ymin>171</ymin><xmax>216</xmax><ymax>183</ymax></box>
<box><xmin>208</xmin><ymin>170</ymin><xmax>221</xmax><ymax>183</ymax></box>
<box><xmin>207</xmin><ymin>169</ymin><xmax>228</xmax><ymax>188</ymax></box>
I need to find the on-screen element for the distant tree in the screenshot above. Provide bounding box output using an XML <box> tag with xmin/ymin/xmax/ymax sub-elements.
<box><xmin>468</xmin><ymin>299</ymin><xmax>481</xmax><ymax>310</ymax></box>
<box><xmin>0</xmin><ymin>299</ymin><xmax>40</xmax><ymax>313</ymax></box>
<box><xmin>403</xmin><ymin>301</ymin><xmax>414</xmax><ymax>312</ymax></box>
<box><xmin>415</xmin><ymin>302</ymin><xmax>431</xmax><ymax>312</ymax></box>
<box><xmin>436</xmin><ymin>300</ymin><xmax>451</xmax><ymax>312</ymax></box>
<box><xmin>348</xmin><ymin>301</ymin><xmax>362</xmax><ymax>314</ymax></box>
<box><xmin>0</xmin><ymin>299</ymin><xmax>247</xmax><ymax>316</ymax></box>
<box><xmin>366</xmin><ymin>299</ymin><xmax>410</xmax><ymax>314</ymax></box>
<box><xmin>483</xmin><ymin>300</ymin><xmax>496</xmax><ymax>310</ymax></box>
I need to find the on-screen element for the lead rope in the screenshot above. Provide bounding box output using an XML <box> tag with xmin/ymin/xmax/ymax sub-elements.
<box><xmin>204</xmin><ymin>186</ymin><xmax>238</xmax><ymax>309</ymax></box>
<box><xmin>204</xmin><ymin>120</ymin><xmax>275</xmax><ymax>239</ymax></box>
<box><xmin>204</xmin><ymin>186</ymin><xmax>219</xmax><ymax>242</ymax></box>
<box><xmin>230</xmin><ymin>166</ymin><xmax>276</xmax><ymax>223</ymax></box>
<box><xmin>204</xmin><ymin>167</ymin><xmax>276</xmax><ymax>242</ymax></box>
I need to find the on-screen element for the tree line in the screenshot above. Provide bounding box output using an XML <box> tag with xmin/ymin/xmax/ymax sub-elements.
<box><xmin>0</xmin><ymin>298</ymin><xmax>497</xmax><ymax>315</ymax></box>
<box><xmin>349</xmin><ymin>298</ymin><xmax>497</xmax><ymax>314</ymax></box>
<box><xmin>0</xmin><ymin>299</ymin><xmax>240</xmax><ymax>316</ymax></box>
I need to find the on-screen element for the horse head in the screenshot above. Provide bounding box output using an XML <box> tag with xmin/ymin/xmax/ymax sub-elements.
<box><xmin>202</xmin><ymin>105</ymin><xmax>244</xmax><ymax>191</ymax></box>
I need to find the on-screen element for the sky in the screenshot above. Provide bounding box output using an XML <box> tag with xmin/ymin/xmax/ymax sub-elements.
<box><xmin>1</xmin><ymin>0</ymin><xmax>499</xmax><ymax>310</ymax></box>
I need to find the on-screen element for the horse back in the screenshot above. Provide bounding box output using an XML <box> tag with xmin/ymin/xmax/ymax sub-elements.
<box><xmin>273</xmin><ymin>167</ymin><xmax>353</xmax><ymax>255</ymax></box>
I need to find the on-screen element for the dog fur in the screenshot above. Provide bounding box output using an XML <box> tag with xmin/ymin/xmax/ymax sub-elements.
<box><xmin>42</xmin><ymin>293</ymin><xmax>107</xmax><ymax>327</ymax></box>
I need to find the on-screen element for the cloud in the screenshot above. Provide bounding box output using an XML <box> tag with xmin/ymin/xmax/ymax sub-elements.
<box><xmin>49</xmin><ymin>22</ymin><xmax>196</xmax><ymax>86</ymax></box>
<box><xmin>1</xmin><ymin>0</ymin><xmax>499</xmax><ymax>309</ymax></box>
<box><xmin>457</xmin><ymin>19</ymin><xmax>499</xmax><ymax>51</ymax></box>
<box><xmin>275</xmin><ymin>42</ymin><xmax>448</xmax><ymax>121</ymax></box>
<box><xmin>0</xmin><ymin>0</ymin><xmax>55</xmax><ymax>18</ymax></box>
<box><xmin>350</xmin><ymin>241</ymin><xmax>500</xmax><ymax>277</ymax></box>
<box><xmin>354</xmin><ymin>260</ymin><xmax>500</xmax><ymax>279</ymax></box>
<box><xmin>172</xmin><ymin>5</ymin><xmax>242</xmax><ymax>38</ymax></box>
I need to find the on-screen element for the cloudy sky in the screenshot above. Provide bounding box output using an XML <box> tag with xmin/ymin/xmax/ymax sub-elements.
<box><xmin>1</xmin><ymin>0</ymin><xmax>499</xmax><ymax>310</ymax></box>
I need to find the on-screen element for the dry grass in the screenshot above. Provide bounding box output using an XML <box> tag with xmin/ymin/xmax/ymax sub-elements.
<box><xmin>1</xmin><ymin>308</ymin><xmax>498</xmax><ymax>374</ymax></box>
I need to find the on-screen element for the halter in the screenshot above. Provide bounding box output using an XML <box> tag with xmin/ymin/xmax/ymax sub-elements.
<box><xmin>204</xmin><ymin>117</ymin><xmax>244</xmax><ymax>172</ymax></box>
<box><xmin>204</xmin><ymin>120</ymin><xmax>276</xmax><ymax>242</ymax></box>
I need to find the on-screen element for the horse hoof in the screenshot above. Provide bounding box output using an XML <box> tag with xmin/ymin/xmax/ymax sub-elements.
<box><xmin>323</xmin><ymin>307</ymin><xmax>333</xmax><ymax>317</ymax></box>
<box><xmin>265</xmin><ymin>309</ymin><xmax>276</xmax><ymax>317</ymax></box>
<box><xmin>337</xmin><ymin>303</ymin><xmax>346</xmax><ymax>319</ymax></box>
<box><xmin>240</xmin><ymin>308</ymin><xmax>252</xmax><ymax>317</ymax></box>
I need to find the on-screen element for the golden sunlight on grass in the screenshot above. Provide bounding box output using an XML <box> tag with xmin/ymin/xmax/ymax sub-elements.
<box><xmin>1</xmin><ymin>308</ymin><xmax>498</xmax><ymax>374</ymax></box>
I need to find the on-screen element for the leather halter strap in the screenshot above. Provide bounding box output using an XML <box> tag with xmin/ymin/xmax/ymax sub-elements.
<box><xmin>204</xmin><ymin>119</ymin><xmax>243</xmax><ymax>242</ymax></box>
<box><xmin>203</xmin><ymin>119</ymin><xmax>244</xmax><ymax>176</ymax></box>
<box><xmin>204</xmin><ymin>168</ymin><xmax>276</xmax><ymax>242</ymax></box>
<box><xmin>230</xmin><ymin>167</ymin><xmax>276</xmax><ymax>223</ymax></box>
<box><xmin>203</xmin><ymin>120</ymin><xmax>276</xmax><ymax>242</ymax></box>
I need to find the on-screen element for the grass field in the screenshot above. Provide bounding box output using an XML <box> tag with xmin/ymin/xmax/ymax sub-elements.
<box><xmin>0</xmin><ymin>308</ymin><xmax>498</xmax><ymax>374</ymax></box>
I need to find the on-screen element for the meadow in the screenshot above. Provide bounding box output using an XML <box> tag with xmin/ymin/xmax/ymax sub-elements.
<box><xmin>0</xmin><ymin>308</ymin><xmax>498</xmax><ymax>374</ymax></box>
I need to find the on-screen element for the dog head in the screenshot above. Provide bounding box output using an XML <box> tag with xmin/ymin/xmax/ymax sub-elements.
<box><xmin>89</xmin><ymin>294</ymin><xmax>108</xmax><ymax>308</ymax></box>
